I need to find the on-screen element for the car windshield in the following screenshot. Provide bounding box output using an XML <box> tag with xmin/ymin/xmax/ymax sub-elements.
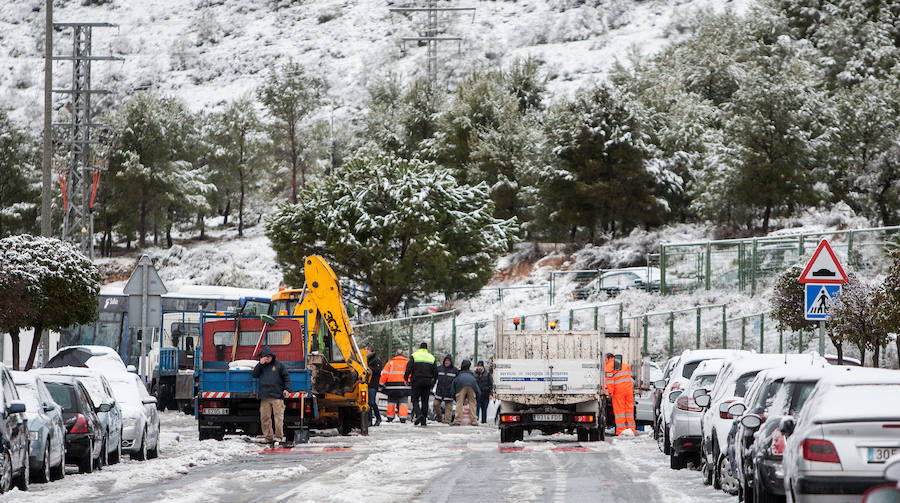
<box><xmin>45</xmin><ymin>382</ymin><xmax>76</xmax><ymax>411</ymax></box>
<box><xmin>753</xmin><ymin>379</ymin><xmax>783</xmax><ymax>410</ymax></box>
<box><xmin>682</xmin><ymin>361</ymin><xmax>701</xmax><ymax>379</ymax></box>
<box><xmin>70</xmin><ymin>376</ymin><xmax>108</xmax><ymax>407</ymax></box>
<box><xmin>692</xmin><ymin>373</ymin><xmax>717</xmax><ymax>391</ymax></box>
<box><xmin>16</xmin><ymin>383</ymin><xmax>42</xmax><ymax>412</ymax></box>
<box><xmin>734</xmin><ymin>371</ymin><xmax>761</xmax><ymax>397</ymax></box>
<box><xmin>108</xmin><ymin>377</ymin><xmax>142</xmax><ymax>406</ymax></box>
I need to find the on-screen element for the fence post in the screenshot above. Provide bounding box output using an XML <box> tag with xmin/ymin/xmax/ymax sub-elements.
<box><xmin>593</xmin><ymin>307</ymin><xmax>599</xmax><ymax>331</ymax></box>
<box><xmin>498</xmin><ymin>287</ymin><xmax>503</xmax><ymax>304</ymax></box>
<box><xmin>618</xmin><ymin>304</ymin><xmax>624</xmax><ymax>332</ymax></box>
<box><xmin>722</xmin><ymin>305</ymin><xmax>727</xmax><ymax>349</ymax></box>
<box><xmin>549</xmin><ymin>272</ymin><xmax>555</xmax><ymax>306</ymax></box>
<box><xmin>741</xmin><ymin>317</ymin><xmax>746</xmax><ymax>350</ymax></box>
<box><xmin>409</xmin><ymin>320</ymin><xmax>414</xmax><ymax>353</ymax></box>
<box><xmin>696</xmin><ymin>307</ymin><xmax>701</xmax><ymax>349</ymax></box>
<box><xmin>778</xmin><ymin>327</ymin><xmax>783</xmax><ymax>353</ymax></box>
<box><xmin>521</xmin><ymin>315</ymin><xmax>526</xmax><ymax>330</ymax></box>
<box><xmin>705</xmin><ymin>241</ymin><xmax>712</xmax><ymax>290</ymax></box>
<box><xmin>543</xmin><ymin>313</ymin><xmax>549</xmax><ymax>330</ymax></box>
<box><xmin>759</xmin><ymin>315</ymin><xmax>765</xmax><ymax>353</ymax></box>
<box><xmin>388</xmin><ymin>325</ymin><xmax>393</xmax><ymax>356</ymax></box>
<box><xmin>660</xmin><ymin>245</ymin><xmax>667</xmax><ymax>294</ymax></box>
<box><xmin>474</xmin><ymin>323</ymin><xmax>479</xmax><ymax>364</ymax></box>
<box><xmin>568</xmin><ymin>309</ymin><xmax>574</xmax><ymax>330</ymax></box>
<box><xmin>668</xmin><ymin>312</ymin><xmax>675</xmax><ymax>358</ymax></box>
<box><xmin>451</xmin><ymin>313</ymin><xmax>457</xmax><ymax>362</ymax></box>
<box><xmin>642</xmin><ymin>315</ymin><xmax>649</xmax><ymax>356</ymax></box>
<box><xmin>798</xmin><ymin>331</ymin><xmax>802</xmax><ymax>352</ymax></box>
<box><xmin>848</xmin><ymin>230</ymin><xmax>855</xmax><ymax>267</ymax></box>
<box><xmin>751</xmin><ymin>238</ymin><xmax>759</xmax><ymax>297</ymax></box>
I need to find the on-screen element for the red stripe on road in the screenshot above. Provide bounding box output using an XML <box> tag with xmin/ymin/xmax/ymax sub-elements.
<box><xmin>498</xmin><ymin>447</ymin><xmax>529</xmax><ymax>453</ymax></box>
<box><xmin>552</xmin><ymin>446</ymin><xmax>591</xmax><ymax>452</ymax></box>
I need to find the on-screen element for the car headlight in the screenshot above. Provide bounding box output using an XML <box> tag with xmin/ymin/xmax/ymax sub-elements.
<box><xmin>28</xmin><ymin>431</ymin><xmax>39</xmax><ymax>441</ymax></box>
<box><xmin>126</xmin><ymin>418</ymin><xmax>138</xmax><ymax>427</ymax></box>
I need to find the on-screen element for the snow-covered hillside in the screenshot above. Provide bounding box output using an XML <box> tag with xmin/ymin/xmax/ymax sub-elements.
<box><xmin>2</xmin><ymin>0</ymin><xmax>748</xmax><ymax>129</ymax></box>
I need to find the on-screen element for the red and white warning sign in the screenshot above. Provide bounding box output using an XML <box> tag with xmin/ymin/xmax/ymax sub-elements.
<box><xmin>798</xmin><ymin>239</ymin><xmax>849</xmax><ymax>284</ymax></box>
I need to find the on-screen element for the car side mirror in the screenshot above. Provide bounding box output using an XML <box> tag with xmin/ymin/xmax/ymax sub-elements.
<box><xmin>668</xmin><ymin>390</ymin><xmax>683</xmax><ymax>403</ymax></box>
<box><xmin>97</xmin><ymin>402</ymin><xmax>112</xmax><ymax>413</ymax></box>
<box><xmin>7</xmin><ymin>401</ymin><xmax>26</xmax><ymax>414</ymax></box>
<box><xmin>142</xmin><ymin>397</ymin><xmax>157</xmax><ymax>405</ymax></box>
<box><xmin>693</xmin><ymin>388</ymin><xmax>708</xmax><ymax>399</ymax></box>
<box><xmin>741</xmin><ymin>414</ymin><xmax>762</xmax><ymax>430</ymax></box>
<box><xmin>654</xmin><ymin>379</ymin><xmax>666</xmax><ymax>389</ymax></box>
<box><xmin>695</xmin><ymin>394</ymin><xmax>711</xmax><ymax>408</ymax></box>
<box><xmin>779</xmin><ymin>416</ymin><xmax>795</xmax><ymax>436</ymax></box>
<box><xmin>42</xmin><ymin>402</ymin><xmax>55</xmax><ymax>413</ymax></box>
<box><xmin>127</xmin><ymin>365</ymin><xmax>137</xmax><ymax>373</ymax></box>
<box><xmin>728</xmin><ymin>403</ymin><xmax>746</xmax><ymax>417</ymax></box>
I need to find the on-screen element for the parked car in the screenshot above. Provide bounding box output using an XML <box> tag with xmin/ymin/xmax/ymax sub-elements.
<box><xmin>653</xmin><ymin>356</ymin><xmax>680</xmax><ymax>441</ymax></box>
<box><xmin>670</xmin><ymin>359</ymin><xmax>725</xmax><ymax>469</ymax></box>
<box><xmin>696</xmin><ymin>353</ymin><xmax>827</xmax><ymax>493</ymax></box>
<box><xmin>737</xmin><ymin>367</ymin><xmax>835</xmax><ymax>503</ymax></box>
<box><xmin>658</xmin><ymin>349</ymin><xmax>746</xmax><ymax>455</ymax></box>
<box><xmin>782</xmin><ymin>368</ymin><xmax>900</xmax><ymax>503</ymax></box>
<box><xmin>635</xmin><ymin>358</ymin><xmax>663</xmax><ymax>426</ymax></box>
<box><xmin>11</xmin><ymin>371</ymin><xmax>66</xmax><ymax>483</ymax></box>
<box><xmin>0</xmin><ymin>363</ymin><xmax>29</xmax><ymax>493</ymax></box>
<box><xmin>46</xmin><ymin>345</ymin><xmax>130</xmax><ymax>373</ymax></box>
<box><xmin>34</xmin><ymin>367</ymin><xmax>124</xmax><ymax>465</ymax></box>
<box><xmin>107</xmin><ymin>373</ymin><xmax>160</xmax><ymax>460</ymax></box>
<box><xmin>824</xmin><ymin>354</ymin><xmax>861</xmax><ymax>366</ymax></box>
<box><xmin>42</xmin><ymin>376</ymin><xmax>106</xmax><ymax>474</ymax></box>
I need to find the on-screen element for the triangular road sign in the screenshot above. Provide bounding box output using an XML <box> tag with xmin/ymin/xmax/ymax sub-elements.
<box><xmin>799</xmin><ymin>239</ymin><xmax>849</xmax><ymax>284</ymax></box>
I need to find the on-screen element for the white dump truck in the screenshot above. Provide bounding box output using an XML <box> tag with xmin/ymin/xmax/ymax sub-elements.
<box><xmin>492</xmin><ymin>316</ymin><xmax>643</xmax><ymax>443</ymax></box>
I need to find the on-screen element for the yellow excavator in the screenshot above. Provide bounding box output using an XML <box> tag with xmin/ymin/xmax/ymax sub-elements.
<box><xmin>271</xmin><ymin>255</ymin><xmax>371</xmax><ymax>435</ymax></box>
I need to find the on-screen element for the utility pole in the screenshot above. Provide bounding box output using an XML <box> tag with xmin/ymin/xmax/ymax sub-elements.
<box><xmin>52</xmin><ymin>22</ymin><xmax>121</xmax><ymax>261</ymax></box>
<box><xmin>41</xmin><ymin>0</ymin><xmax>52</xmax><ymax>239</ymax></box>
<box><xmin>391</xmin><ymin>2</ymin><xmax>475</xmax><ymax>85</ymax></box>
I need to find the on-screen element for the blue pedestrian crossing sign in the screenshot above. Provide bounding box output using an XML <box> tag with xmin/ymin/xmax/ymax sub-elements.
<box><xmin>804</xmin><ymin>284</ymin><xmax>842</xmax><ymax>321</ymax></box>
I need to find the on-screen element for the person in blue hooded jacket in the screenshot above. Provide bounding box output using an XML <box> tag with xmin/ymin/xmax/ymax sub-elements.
<box><xmin>252</xmin><ymin>347</ymin><xmax>291</xmax><ymax>444</ymax></box>
<box><xmin>432</xmin><ymin>354</ymin><xmax>458</xmax><ymax>423</ymax></box>
<box><xmin>451</xmin><ymin>359</ymin><xmax>481</xmax><ymax>425</ymax></box>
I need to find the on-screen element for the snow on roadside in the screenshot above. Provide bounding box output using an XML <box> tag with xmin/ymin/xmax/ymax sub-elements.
<box><xmin>2</xmin><ymin>412</ymin><xmax>259</xmax><ymax>503</ymax></box>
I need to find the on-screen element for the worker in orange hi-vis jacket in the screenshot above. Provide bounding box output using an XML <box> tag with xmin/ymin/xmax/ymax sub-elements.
<box><xmin>379</xmin><ymin>349</ymin><xmax>411</xmax><ymax>423</ymax></box>
<box><xmin>605</xmin><ymin>353</ymin><xmax>636</xmax><ymax>436</ymax></box>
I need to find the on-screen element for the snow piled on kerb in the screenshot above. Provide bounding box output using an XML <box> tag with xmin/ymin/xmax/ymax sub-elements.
<box><xmin>3</xmin><ymin>412</ymin><xmax>254</xmax><ymax>503</ymax></box>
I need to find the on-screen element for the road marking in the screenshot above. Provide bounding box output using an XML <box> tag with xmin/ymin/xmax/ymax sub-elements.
<box><xmin>550</xmin><ymin>452</ymin><xmax>566</xmax><ymax>503</ymax></box>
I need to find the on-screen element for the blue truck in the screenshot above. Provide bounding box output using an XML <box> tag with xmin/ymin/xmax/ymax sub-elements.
<box><xmin>195</xmin><ymin>312</ymin><xmax>316</xmax><ymax>443</ymax></box>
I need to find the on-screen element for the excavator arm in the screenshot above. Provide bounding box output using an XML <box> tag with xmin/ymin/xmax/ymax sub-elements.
<box><xmin>298</xmin><ymin>255</ymin><xmax>370</xmax><ymax>396</ymax></box>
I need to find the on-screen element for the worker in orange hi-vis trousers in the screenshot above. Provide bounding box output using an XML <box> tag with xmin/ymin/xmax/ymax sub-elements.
<box><xmin>605</xmin><ymin>353</ymin><xmax>636</xmax><ymax>436</ymax></box>
<box><xmin>379</xmin><ymin>349</ymin><xmax>411</xmax><ymax>422</ymax></box>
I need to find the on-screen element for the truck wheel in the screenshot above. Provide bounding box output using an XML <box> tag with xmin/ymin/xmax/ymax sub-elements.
<box><xmin>515</xmin><ymin>427</ymin><xmax>524</xmax><ymax>442</ymax></box>
<box><xmin>337</xmin><ymin>408</ymin><xmax>353</xmax><ymax>436</ymax></box>
<box><xmin>359</xmin><ymin>412</ymin><xmax>369</xmax><ymax>436</ymax></box>
<box><xmin>577</xmin><ymin>429</ymin><xmax>589</xmax><ymax>442</ymax></box>
<box><xmin>500</xmin><ymin>428</ymin><xmax>511</xmax><ymax>443</ymax></box>
<box><xmin>589</xmin><ymin>428</ymin><xmax>600</xmax><ymax>442</ymax></box>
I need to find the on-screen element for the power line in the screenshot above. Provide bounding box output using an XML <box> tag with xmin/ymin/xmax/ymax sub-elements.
<box><xmin>390</xmin><ymin>0</ymin><xmax>475</xmax><ymax>85</ymax></box>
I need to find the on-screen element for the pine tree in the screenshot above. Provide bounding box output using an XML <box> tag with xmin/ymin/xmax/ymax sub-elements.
<box><xmin>0</xmin><ymin>111</ymin><xmax>40</xmax><ymax>237</ymax></box>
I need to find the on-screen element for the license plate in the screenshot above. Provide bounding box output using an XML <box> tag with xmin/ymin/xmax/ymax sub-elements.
<box><xmin>533</xmin><ymin>414</ymin><xmax>563</xmax><ymax>422</ymax></box>
<box><xmin>204</xmin><ymin>408</ymin><xmax>229</xmax><ymax>415</ymax></box>
<box><xmin>868</xmin><ymin>447</ymin><xmax>899</xmax><ymax>463</ymax></box>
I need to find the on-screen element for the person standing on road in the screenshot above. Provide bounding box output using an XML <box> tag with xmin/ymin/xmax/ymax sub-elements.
<box><xmin>474</xmin><ymin>360</ymin><xmax>493</xmax><ymax>424</ymax></box>
<box><xmin>432</xmin><ymin>354</ymin><xmax>458</xmax><ymax>423</ymax></box>
<box><xmin>252</xmin><ymin>347</ymin><xmax>291</xmax><ymax>445</ymax></box>
<box><xmin>451</xmin><ymin>359</ymin><xmax>481</xmax><ymax>426</ymax></box>
<box><xmin>366</xmin><ymin>345</ymin><xmax>383</xmax><ymax>427</ymax></box>
<box><xmin>405</xmin><ymin>342</ymin><xmax>437</xmax><ymax>426</ymax></box>
<box><xmin>605</xmin><ymin>353</ymin><xmax>636</xmax><ymax>436</ymax></box>
<box><xmin>380</xmin><ymin>349</ymin><xmax>411</xmax><ymax>423</ymax></box>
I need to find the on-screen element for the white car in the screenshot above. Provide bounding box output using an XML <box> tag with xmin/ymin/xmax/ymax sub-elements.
<box><xmin>697</xmin><ymin>353</ymin><xmax>827</xmax><ymax>492</ymax></box>
<box><xmin>635</xmin><ymin>358</ymin><xmax>663</xmax><ymax>425</ymax></box>
<box><xmin>658</xmin><ymin>349</ymin><xmax>746</xmax><ymax>455</ymax></box>
<box><xmin>669</xmin><ymin>359</ymin><xmax>724</xmax><ymax>469</ymax></box>
<box><xmin>782</xmin><ymin>367</ymin><xmax>900</xmax><ymax>503</ymax></box>
<box><xmin>47</xmin><ymin>345</ymin><xmax>130</xmax><ymax>373</ymax></box>
<box><xmin>107</xmin><ymin>373</ymin><xmax>160</xmax><ymax>460</ymax></box>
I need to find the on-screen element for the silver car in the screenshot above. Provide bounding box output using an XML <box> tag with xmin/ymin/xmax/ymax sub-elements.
<box><xmin>10</xmin><ymin>372</ymin><xmax>66</xmax><ymax>483</ymax></box>
<box><xmin>669</xmin><ymin>359</ymin><xmax>724</xmax><ymax>469</ymax></box>
<box><xmin>783</xmin><ymin>368</ymin><xmax>900</xmax><ymax>503</ymax></box>
<box><xmin>107</xmin><ymin>373</ymin><xmax>160</xmax><ymax>460</ymax></box>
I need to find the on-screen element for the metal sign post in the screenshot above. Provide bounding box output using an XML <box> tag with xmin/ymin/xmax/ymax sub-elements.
<box><xmin>123</xmin><ymin>255</ymin><xmax>167</xmax><ymax>380</ymax></box>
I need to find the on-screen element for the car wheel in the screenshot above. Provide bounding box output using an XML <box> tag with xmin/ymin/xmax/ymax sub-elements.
<box><xmin>670</xmin><ymin>450</ymin><xmax>687</xmax><ymax>470</ymax></box>
<box><xmin>97</xmin><ymin>437</ymin><xmax>107</xmax><ymax>470</ymax></box>
<box><xmin>663</xmin><ymin>426</ymin><xmax>671</xmax><ymax>455</ymax></box>
<box><xmin>147</xmin><ymin>432</ymin><xmax>159</xmax><ymax>460</ymax></box>
<box><xmin>35</xmin><ymin>443</ymin><xmax>51</xmax><ymax>483</ymax></box>
<box><xmin>753</xmin><ymin>466</ymin><xmax>776</xmax><ymax>503</ymax></box>
<box><xmin>718</xmin><ymin>453</ymin><xmax>739</xmax><ymax>495</ymax></box>
<box><xmin>50</xmin><ymin>446</ymin><xmax>65</xmax><ymax>481</ymax></box>
<box><xmin>0</xmin><ymin>451</ymin><xmax>11</xmax><ymax>494</ymax></box>
<box><xmin>109</xmin><ymin>431</ymin><xmax>122</xmax><ymax>465</ymax></box>
<box><xmin>14</xmin><ymin>453</ymin><xmax>28</xmax><ymax>492</ymax></box>
<box><xmin>78</xmin><ymin>439</ymin><xmax>94</xmax><ymax>474</ymax></box>
<box><xmin>132</xmin><ymin>430</ymin><xmax>147</xmax><ymax>461</ymax></box>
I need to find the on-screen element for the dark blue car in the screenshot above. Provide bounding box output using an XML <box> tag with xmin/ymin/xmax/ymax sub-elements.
<box><xmin>0</xmin><ymin>363</ymin><xmax>29</xmax><ymax>493</ymax></box>
<box><xmin>12</xmin><ymin>371</ymin><xmax>66</xmax><ymax>483</ymax></box>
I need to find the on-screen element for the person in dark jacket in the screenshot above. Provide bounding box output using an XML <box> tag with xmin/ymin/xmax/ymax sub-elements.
<box><xmin>404</xmin><ymin>342</ymin><xmax>437</xmax><ymax>426</ymax></box>
<box><xmin>252</xmin><ymin>347</ymin><xmax>291</xmax><ymax>444</ymax></box>
<box><xmin>366</xmin><ymin>345</ymin><xmax>384</xmax><ymax>426</ymax></box>
<box><xmin>432</xmin><ymin>354</ymin><xmax>458</xmax><ymax>423</ymax></box>
<box><xmin>451</xmin><ymin>359</ymin><xmax>481</xmax><ymax>425</ymax></box>
<box><xmin>474</xmin><ymin>360</ymin><xmax>493</xmax><ymax>424</ymax></box>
